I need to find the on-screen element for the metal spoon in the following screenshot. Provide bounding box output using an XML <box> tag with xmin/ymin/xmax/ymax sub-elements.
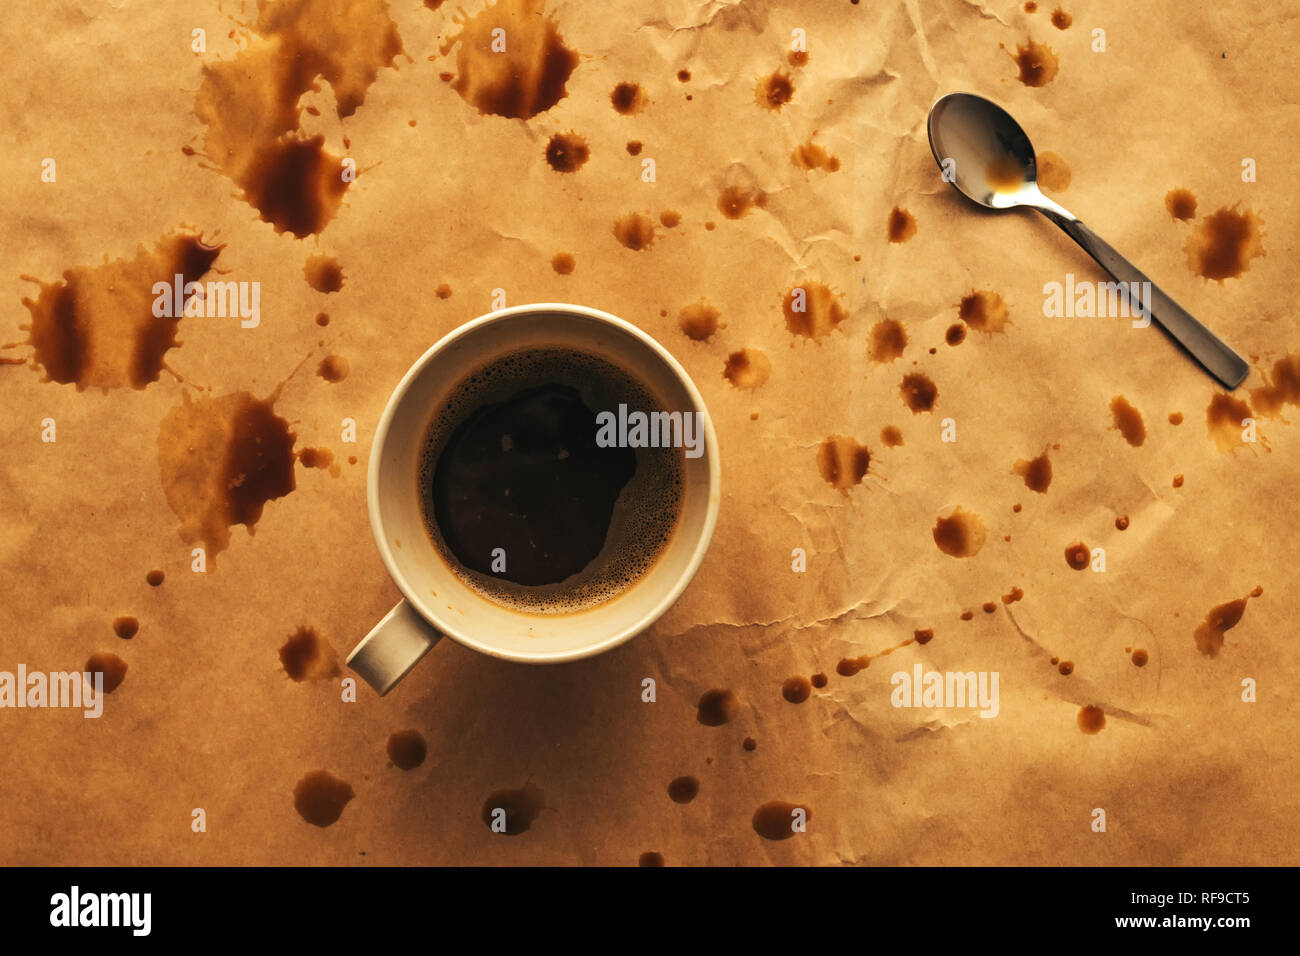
<box><xmin>926</xmin><ymin>92</ymin><xmax>1249</xmax><ymax>389</ymax></box>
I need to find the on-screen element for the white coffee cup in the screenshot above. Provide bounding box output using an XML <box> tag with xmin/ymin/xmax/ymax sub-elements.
<box><xmin>346</xmin><ymin>303</ymin><xmax>721</xmax><ymax>694</ymax></box>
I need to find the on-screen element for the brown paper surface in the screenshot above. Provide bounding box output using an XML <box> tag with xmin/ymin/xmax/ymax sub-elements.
<box><xmin>2</xmin><ymin>0</ymin><xmax>1298</xmax><ymax>865</ymax></box>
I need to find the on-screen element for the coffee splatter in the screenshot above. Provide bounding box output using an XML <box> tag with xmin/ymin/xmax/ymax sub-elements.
<box><xmin>1057</xmin><ymin>660</ymin><xmax>1074</xmax><ymax>675</ymax></box>
<box><xmin>1010</xmin><ymin>39</ymin><xmax>1059</xmax><ymax>87</ymax></box>
<box><xmin>113</xmin><ymin>617</ymin><xmax>139</xmax><ymax>640</ymax></box>
<box><xmin>1109</xmin><ymin>396</ymin><xmax>1146</xmax><ymax>447</ymax></box>
<box><xmin>279</xmin><ymin>626</ymin><xmax>341</xmax><ymax>681</ymax></box>
<box><xmin>387</xmin><ymin>729</ymin><xmax>427</xmax><ymax>770</ymax></box>
<box><xmin>1065</xmin><ymin>541</ymin><xmax>1090</xmax><ymax>570</ymax></box>
<box><xmin>958</xmin><ymin>291</ymin><xmax>1009</xmax><ymax>333</ymax></box>
<box><xmin>1077</xmin><ymin>705</ymin><xmax>1105</xmax><ymax>734</ymax></box>
<box><xmin>304</xmin><ymin>255</ymin><xmax>343</xmax><ymax>293</ymax></box>
<box><xmin>1131</xmin><ymin>648</ymin><xmax>1148</xmax><ymax>667</ymax></box>
<box><xmin>837</xmin><ymin>654</ymin><xmax>870</xmax><ymax>676</ymax></box>
<box><xmin>436</xmin><ymin>284</ymin><xmax>453</xmax><ymax>299</ymax></box>
<box><xmin>914</xmin><ymin>629</ymin><xmax>934</xmax><ymax>645</ymax></box>
<box><xmin>932</xmin><ymin>508</ymin><xmax>986</xmax><ymax>558</ymax></box>
<box><xmin>659</xmin><ymin>210</ymin><xmax>681</xmax><ymax>228</ymax></box>
<box><xmin>85</xmin><ymin>653</ymin><xmax>128</xmax><ymax>693</ymax></box>
<box><xmin>610</xmin><ymin>81</ymin><xmax>646</xmax><ymax>114</ymax></box>
<box><xmin>788</xmin><ymin>49</ymin><xmax>809</xmax><ymax>67</ymax></box>
<box><xmin>960</xmin><ymin>611</ymin><xmax>974</xmax><ymax>621</ymax></box>
<box><xmin>945</xmin><ymin>323</ymin><xmax>967</xmax><ymax>347</ymax></box>
<box><xmin>756</xmin><ymin>70</ymin><xmax>794</xmax><ymax>109</ymax></box>
<box><xmin>626</xmin><ymin>140</ymin><xmax>643</xmax><ymax>156</ymax></box>
<box><xmin>783</xmin><ymin>283</ymin><xmax>847</xmax><ymax>340</ymax></box>
<box><xmin>717</xmin><ymin>186</ymin><xmax>767</xmax><ymax>219</ymax></box>
<box><xmin>880</xmin><ymin>425</ymin><xmax>903</xmax><ymax>447</ymax></box>
<box><xmin>1024</xmin><ymin>1</ymin><xmax>1038</xmax><ymax>10</ymax></box>
<box><xmin>1115</xmin><ymin>515</ymin><xmax>1130</xmax><ymax>530</ymax></box>
<box><xmin>1185</xmin><ymin>207</ymin><xmax>1263</xmax><ymax>281</ymax></box>
<box><xmin>667</xmin><ymin>776</ymin><xmax>699</xmax><ymax>803</ymax></box>
<box><xmin>782</xmin><ymin>676</ymin><xmax>812</xmax><ymax>703</ymax></box>
<box><xmin>1002</xmin><ymin>587</ymin><xmax>1024</xmax><ymax>605</ymax></box>
<box><xmin>697</xmin><ymin>689</ymin><xmax>739</xmax><ymax>726</ymax></box>
<box><xmin>157</xmin><ymin>389</ymin><xmax>296</xmax><ymax>560</ymax></box>
<box><xmin>676</xmin><ymin>69</ymin><xmax>691</xmax><ymax>82</ymax></box>
<box><xmin>19</xmin><ymin>232</ymin><xmax>222</xmax><ymax>390</ymax></box>
<box><xmin>1194</xmin><ymin>591</ymin><xmax>1257</xmax><ymax>656</ymax></box>
<box><xmin>294</xmin><ymin>770</ymin><xmax>355</xmax><ymax>827</ymax></box>
<box><xmin>315</xmin><ymin>355</ymin><xmax>349</xmax><ymax>384</ymax></box>
<box><xmin>810</xmin><ymin>672</ymin><xmax>828</xmax><ymax>687</ymax></box>
<box><xmin>1051</xmin><ymin>8</ymin><xmax>1072</xmax><ymax>29</ymax></box>
<box><xmin>817</xmin><ymin>436</ymin><xmax>870</xmax><ymax>490</ymax></box>
<box><xmin>1203</xmin><ymin>392</ymin><xmax>1252</xmax><ymax>452</ymax></box>
<box><xmin>791</xmin><ymin>140</ymin><xmax>840</xmax><ymax>173</ymax></box>
<box><xmin>1248</xmin><ymin>353</ymin><xmax>1300</xmax><ymax>417</ymax></box>
<box><xmin>639</xmin><ymin>851</ymin><xmax>665</xmax><ymax>866</ymax></box>
<box><xmin>551</xmin><ymin>252</ymin><xmax>575</xmax><ymax>275</ymax></box>
<box><xmin>1013</xmin><ymin>450</ymin><xmax>1052</xmax><ymax>493</ymax></box>
<box><xmin>677</xmin><ymin>301</ymin><xmax>719</xmax><ymax>341</ymax></box>
<box><xmin>315</xmin><ymin>312</ymin><xmax>330</xmax><ymax>327</ymax></box>
<box><xmin>481</xmin><ymin>782</ymin><xmax>544</xmax><ymax>835</ymax></box>
<box><xmin>545</xmin><ymin>132</ymin><xmax>589</xmax><ymax>173</ymax></box>
<box><xmin>1168</xmin><ymin>411</ymin><xmax>1184</xmax><ymax>425</ymax></box>
<box><xmin>887</xmin><ymin>207</ymin><xmax>917</xmax><ymax>243</ymax></box>
<box><xmin>742</xmin><ymin>737</ymin><xmax>757</xmax><ymax>751</ymax></box>
<box><xmin>752</xmin><ymin>801</ymin><xmax>810</xmax><ymax>840</ymax></box>
<box><xmin>146</xmin><ymin>570</ymin><xmax>165</xmax><ymax>587</ymax></box>
<box><xmin>869</xmin><ymin>318</ymin><xmax>907</xmax><ymax>363</ymax></box>
<box><xmin>723</xmin><ymin>349</ymin><xmax>771</xmax><ymax>389</ymax></box>
<box><xmin>1036</xmin><ymin>151</ymin><xmax>1071</xmax><ymax>192</ymax></box>
<box><xmin>1166</xmin><ymin>188</ymin><xmax>1197</xmax><ymax>221</ymax></box>
<box><xmin>613</xmin><ymin>213</ymin><xmax>656</xmax><ymax>250</ymax></box>
<box><xmin>298</xmin><ymin>447</ymin><xmax>336</xmax><ymax>472</ymax></box>
<box><xmin>900</xmin><ymin>373</ymin><xmax>938</xmax><ymax>413</ymax></box>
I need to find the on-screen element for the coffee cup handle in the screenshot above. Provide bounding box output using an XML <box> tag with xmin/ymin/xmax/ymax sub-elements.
<box><xmin>346</xmin><ymin>600</ymin><xmax>442</xmax><ymax>696</ymax></box>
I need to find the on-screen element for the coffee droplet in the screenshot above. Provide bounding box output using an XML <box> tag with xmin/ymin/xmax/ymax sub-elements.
<box><xmin>717</xmin><ymin>186</ymin><xmax>767</xmax><ymax>220</ymax></box>
<box><xmin>837</xmin><ymin>654</ymin><xmax>870</xmax><ymax>676</ymax></box>
<box><xmin>85</xmin><ymin>652</ymin><xmax>127</xmax><ymax>693</ymax></box>
<box><xmin>782</xmin><ymin>676</ymin><xmax>812</xmax><ymax>703</ymax></box>
<box><xmin>1057</xmin><ymin>660</ymin><xmax>1074</xmax><ymax>675</ymax></box>
<box><xmin>869</xmin><ymin>318</ymin><xmax>907</xmax><ymax>364</ymax></box>
<box><xmin>1168</xmin><ymin>411</ymin><xmax>1184</xmax><ymax>425</ymax></box>
<box><xmin>294</xmin><ymin>770</ymin><xmax>355</xmax><ymax>828</ymax></box>
<box><xmin>659</xmin><ymin>210</ymin><xmax>681</xmax><ymax>228</ymax></box>
<box><xmin>697</xmin><ymin>689</ymin><xmax>739</xmax><ymax>726</ymax></box>
<box><xmin>613</xmin><ymin>213</ymin><xmax>656</xmax><ymax>250</ymax></box>
<box><xmin>900</xmin><ymin>372</ymin><xmax>938</xmax><ymax>413</ymax></box>
<box><xmin>742</xmin><ymin>737</ymin><xmax>757</xmax><ymax>751</ymax></box>
<box><xmin>880</xmin><ymin>425</ymin><xmax>904</xmax><ymax>447</ymax></box>
<box><xmin>317</xmin><ymin>355</ymin><xmax>349</xmax><ymax>383</ymax></box>
<box><xmin>756</xmin><ymin>70</ymin><xmax>794</xmax><ymax>109</ymax></box>
<box><xmin>1051</xmin><ymin>7</ymin><xmax>1072</xmax><ymax>29</ymax></box>
<box><xmin>551</xmin><ymin>252</ymin><xmax>576</xmax><ymax>275</ymax></box>
<box><xmin>638</xmin><ymin>851</ymin><xmax>665</xmax><ymax>867</ymax></box>
<box><xmin>787</xmin><ymin>49</ymin><xmax>809</xmax><ymax>67</ymax></box>
<box><xmin>315</xmin><ymin>312</ymin><xmax>330</xmax><ymax>327</ymax></box>
<box><xmin>1013</xmin><ymin>450</ymin><xmax>1052</xmax><ymax>493</ymax></box>
<box><xmin>958</xmin><ymin>291</ymin><xmax>1009</xmax><ymax>333</ymax></box>
<box><xmin>545</xmin><ymin>132</ymin><xmax>589</xmax><ymax>173</ymax></box>
<box><xmin>1165</xmin><ymin>188</ymin><xmax>1197</xmax><ymax>221</ymax></box>
<box><xmin>481</xmin><ymin>783</ymin><xmax>544</xmax><ymax>835</ymax></box>
<box><xmin>1206</xmin><ymin>392</ymin><xmax>1253</xmax><ymax>452</ymax></box>
<box><xmin>387</xmin><ymin>729</ymin><xmax>427</xmax><ymax>770</ymax></box>
<box><xmin>1194</xmin><ymin>591</ymin><xmax>1257</xmax><ymax>657</ymax></box>
<box><xmin>442</xmin><ymin>0</ymin><xmax>578</xmax><ymax>119</ymax></box>
<box><xmin>783</xmin><ymin>283</ymin><xmax>846</xmax><ymax>340</ymax></box>
<box><xmin>1109</xmin><ymin>395</ymin><xmax>1146</xmax><ymax>447</ymax></box>
<box><xmin>945</xmin><ymin>323</ymin><xmax>967</xmax><ymax>346</ymax></box>
<box><xmin>1077</xmin><ymin>705</ymin><xmax>1105</xmax><ymax>734</ymax></box>
<box><xmin>960</xmin><ymin>610</ymin><xmax>974</xmax><ymax>621</ymax></box>
<box><xmin>677</xmin><ymin>301</ymin><xmax>720</xmax><ymax>341</ymax></box>
<box><xmin>932</xmin><ymin>508</ymin><xmax>986</xmax><ymax>558</ymax></box>
<box><xmin>1130</xmin><ymin>648</ymin><xmax>1149</xmax><ymax>667</ymax></box>
<box><xmin>983</xmin><ymin>601</ymin><xmax>997</xmax><ymax>614</ymax></box>
<box><xmin>1063</xmin><ymin>541</ymin><xmax>1090</xmax><ymax>570</ymax></box>
<box><xmin>303</xmin><ymin>254</ymin><xmax>343</xmax><ymax>293</ymax></box>
<box><xmin>1010</xmin><ymin>39</ymin><xmax>1059</xmax><ymax>87</ymax></box>
<box><xmin>626</xmin><ymin>140</ymin><xmax>643</xmax><ymax>156</ymax></box>
<box><xmin>1115</xmin><ymin>515</ymin><xmax>1130</xmax><ymax>530</ymax></box>
<box><xmin>1249</xmin><ymin>353</ymin><xmax>1300</xmax><ymax>416</ymax></box>
<box><xmin>667</xmin><ymin>776</ymin><xmax>699</xmax><ymax>803</ymax></box>
<box><xmin>1172</xmin><ymin>474</ymin><xmax>1184</xmax><ymax>488</ymax></box>
<box><xmin>810</xmin><ymin>672</ymin><xmax>829</xmax><ymax>687</ymax></box>
<box><xmin>1036</xmin><ymin>151</ymin><xmax>1071</xmax><ymax>192</ymax></box>
<box><xmin>1001</xmin><ymin>587</ymin><xmax>1024</xmax><ymax>605</ymax></box>
<box><xmin>791</xmin><ymin>139</ymin><xmax>840</xmax><ymax>173</ymax></box>
<box><xmin>817</xmin><ymin>435</ymin><xmax>870</xmax><ymax>491</ymax></box>
<box><xmin>146</xmin><ymin>569</ymin><xmax>165</xmax><ymax>587</ymax></box>
<box><xmin>113</xmin><ymin>616</ymin><xmax>139</xmax><ymax>640</ymax></box>
<box><xmin>1185</xmin><ymin>207</ymin><xmax>1263</xmax><ymax>281</ymax></box>
<box><xmin>298</xmin><ymin>447</ymin><xmax>335</xmax><ymax>470</ymax></box>
<box><xmin>723</xmin><ymin>349</ymin><xmax>771</xmax><ymax>389</ymax></box>
<box><xmin>887</xmin><ymin>207</ymin><xmax>917</xmax><ymax>243</ymax></box>
<box><xmin>279</xmin><ymin>626</ymin><xmax>341</xmax><ymax>681</ymax></box>
<box><xmin>752</xmin><ymin>801</ymin><xmax>810</xmax><ymax>840</ymax></box>
<box><xmin>436</xmin><ymin>284</ymin><xmax>453</xmax><ymax>299</ymax></box>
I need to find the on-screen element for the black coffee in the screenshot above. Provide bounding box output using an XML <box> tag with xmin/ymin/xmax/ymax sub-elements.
<box><xmin>418</xmin><ymin>347</ymin><xmax>683</xmax><ymax>613</ymax></box>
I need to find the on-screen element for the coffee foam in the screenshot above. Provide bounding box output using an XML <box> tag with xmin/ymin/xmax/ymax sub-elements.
<box><xmin>417</xmin><ymin>346</ymin><xmax>684</xmax><ymax>614</ymax></box>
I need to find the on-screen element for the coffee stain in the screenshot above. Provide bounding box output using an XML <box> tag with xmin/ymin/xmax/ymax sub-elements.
<box><xmin>317</xmin><ymin>354</ymin><xmax>350</xmax><ymax>383</ymax></box>
<box><xmin>887</xmin><ymin>207</ymin><xmax>917</xmax><ymax>243</ymax></box>
<box><xmin>914</xmin><ymin>628</ymin><xmax>934</xmax><ymax>644</ymax></box>
<box><xmin>880</xmin><ymin>425</ymin><xmax>904</xmax><ymax>447</ymax></box>
<box><xmin>1051</xmin><ymin>7</ymin><xmax>1072</xmax><ymax>29</ymax></box>
<box><xmin>985</xmin><ymin>155</ymin><xmax>1025</xmax><ymax>193</ymax></box>
<box><xmin>791</xmin><ymin>139</ymin><xmax>840</xmax><ymax>173</ymax></box>
<box><xmin>1249</xmin><ymin>352</ymin><xmax>1300</xmax><ymax>417</ymax></box>
<box><xmin>113</xmin><ymin>617</ymin><xmax>139</xmax><ymax>640</ymax></box>
<box><xmin>752</xmin><ymin>802</ymin><xmax>811</xmax><ymax>840</ymax></box>
<box><xmin>697</xmin><ymin>688</ymin><xmax>739</xmax><ymax>726</ymax></box>
<box><xmin>756</xmin><ymin>70</ymin><xmax>794</xmax><ymax>109</ymax></box>
<box><xmin>436</xmin><ymin>284</ymin><xmax>453</xmax><ymax>299</ymax></box>
<box><xmin>279</xmin><ymin>625</ymin><xmax>341</xmax><ymax>681</ymax></box>
<box><xmin>303</xmin><ymin>254</ymin><xmax>343</xmax><ymax>293</ymax></box>
<box><xmin>659</xmin><ymin>210</ymin><xmax>681</xmax><ymax>228</ymax></box>
<box><xmin>945</xmin><ymin>323</ymin><xmax>967</xmax><ymax>346</ymax></box>
<box><xmin>157</xmin><ymin>388</ymin><xmax>296</xmax><ymax>561</ymax></box>
<box><xmin>315</xmin><ymin>312</ymin><xmax>330</xmax><ymax>327</ymax></box>
<box><xmin>19</xmin><ymin>232</ymin><xmax>222</xmax><ymax>390</ymax></box>
<box><xmin>817</xmin><ymin>436</ymin><xmax>870</xmax><ymax>491</ymax></box>
<box><xmin>1057</xmin><ymin>660</ymin><xmax>1074</xmax><ymax>675</ymax></box>
<box><xmin>1109</xmin><ymin>395</ymin><xmax>1146</xmax><ymax>446</ymax></box>
<box><xmin>613</xmin><ymin>213</ymin><xmax>656</xmax><ymax>250</ymax></box>
<box><xmin>1185</xmin><ymin>206</ymin><xmax>1264</xmax><ymax>281</ymax></box>
<box><xmin>869</xmin><ymin>318</ymin><xmax>907</xmax><ymax>363</ymax></box>
<box><xmin>551</xmin><ymin>252</ymin><xmax>575</xmax><ymax>275</ymax></box>
<box><xmin>958</xmin><ymin>291</ymin><xmax>1009</xmax><ymax>333</ymax></box>
<box><xmin>1205</xmin><ymin>392</ymin><xmax>1253</xmax><ymax>451</ymax></box>
<box><xmin>783</xmin><ymin>283</ymin><xmax>847</xmax><ymax>340</ymax></box>
<box><xmin>1168</xmin><ymin>411</ymin><xmax>1184</xmax><ymax>425</ymax></box>
<box><xmin>1194</xmin><ymin>590</ymin><xmax>1258</xmax><ymax>657</ymax></box>
<box><xmin>981</xmin><ymin>601</ymin><xmax>996</xmax><ymax>613</ymax></box>
<box><xmin>932</xmin><ymin>508</ymin><xmax>986</xmax><ymax>558</ymax></box>
<box><xmin>667</xmin><ymin>776</ymin><xmax>700</xmax><ymax>803</ymax></box>
<box><xmin>787</xmin><ymin>49</ymin><xmax>809</xmax><ymax>67</ymax></box>
<box><xmin>85</xmin><ymin>653</ymin><xmax>128</xmax><ymax>693</ymax></box>
<box><xmin>545</xmin><ymin>132</ymin><xmax>589</xmax><ymax>173</ymax></box>
<box><xmin>1131</xmin><ymin>648</ymin><xmax>1149</xmax><ymax>667</ymax></box>
<box><xmin>481</xmin><ymin>782</ymin><xmax>544</xmax><ymax>834</ymax></box>
<box><xmin>723</xmin><ymin>349</ymin><xmax>771</xmax><ymax>389</ymax></box>
<box><xmin>810</xmin><ymin>672</ymin><xmax>829</xmax><ymax>687</ymax></box>
<box><xmin>742</xmin><ymin>737</ymin><xmax>757</xmax><ymax>751</ymax></box>
<box><xmin>677</xmin><ymin>69</ymin><xmax>691</xmax><ymax>82</ymax></box>
<box><xmin>1024</xmin><ymin>1</ymin><xmax>1038</xmax><ymax>10</ymax></box>
<box><xmin>298</xmin><ymin>447</ymin><xmax>336</xmax><ymax>472</ymax></box>
<box><xmin>146</xmin><ymin>570</ymin><xmax>165</xmax><ymax>587</ymax></box>
<box><xmin>294</xmin><ymin>770</ymin><xmax>354</xmax><ymax>827</ymax></box>
<box><xmin>1013</xmin><ymin>449</ymin><xmax>1052</xmax><ymax>493</ymax></box>
<box><xmin>1173</xmin><ymin>473</ymin><xmax>1186</xmax><ymax>487</ymax></box>
<box><xmin>837</xmin><ymin>654</ymin><xmax>870</xmax><ymax>676</ymax></box>
<box><xmin>1002</xmin><ymin>587</ymin><xmax>1024</xmax><ymax>605</ymax></box>
<box><xmin>639</xmin><ymin>851</ymin><xmax>665</xmax><ymax>866</ymax></box>
<box><xmin>900</xmin><ymin>373</ymin><xmax>938</xmax><ymax>413</ymax></box>
<box><xmin>677</xmin><ymin>301</ymin><xmax>719</xmax><ymax>341</ymax></box>
<box><xmin>1165</xmin><ymin>188</ymin><xmax>1197</xmax><ymax>221</ymax></box>
<box><xmin>1065</xmin><ymin>541</ymin><xmax>1089</xmax><ymax>570</ymax></box>
<box><xmin>1012</xmin><ymin>503</ymin><xmax>1022</xmax><ymax>512</ymax></box>
<box><xmin>610</xmin><ymin>81</ymin><xmax>647</xmax><ymax>114</ymax></box>
<box><xmin>1115</xmin><ymin>515</ymin><xmax>1130</xmax><ymax>530</ymax></box>
<box><xmin>717</xmin><ymin>186</ymin><xmax>767</xmax><ymax>219</ymax></box>
<box><xmin>441</xmin><ymin>0</ymin><xmax>578</xmax><ymax>119</ymax></box>
<box><xmin>1036</xmin><ymin>151</ymin><xmax>1071</xmax><ymax>192</ymax></box>
<box><xmin>387</xmin><ymin>729</ymin><xmax>427</xmax><ymax>770</ymax></box>
<box><xmin>960</xmin><ymin>610</ymin><xmax>974</xmax><ymax>621</ymax></box>
<box><xmin>1008</xmin><ymin>39</ymin><xmax>1059</xmax><ymax>87</ymax></box>
<box><xmin>782</xmin><ymin>676</ymin><xmax>812</xmax><ymax>703</ymax></box>
<box><xmin>1077</xmin><ymin>705</ymin><xmax>1105</xmax><ymax>734</ymax></box>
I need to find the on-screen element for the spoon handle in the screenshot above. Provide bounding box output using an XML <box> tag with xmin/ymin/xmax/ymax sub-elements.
<box><xmin>1036</xmin><ymin>205</ymin><xmax>1250</xmax><ymax>389</ymax></box>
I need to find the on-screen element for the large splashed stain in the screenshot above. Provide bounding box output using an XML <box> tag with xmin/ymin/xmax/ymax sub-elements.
<box><xmin>1206</xmin><ymin>392</ymin><xmax>1255</xmax><ymax>452</ymax></box>
<box><xmin>193</xmin><ymin>0</ymin><xmax>404</xmax><ymax>236</ymax></box>
<box><xmin>791</xmin><ymin>139</ymin><xmax>840</xmax><ymax>173</ymax></box>
<box><xmin>933</xmin><ymin>508</ymin><xmax>985</xmax><ymax>557</ymax></box>
<box><xmin>19</xmin><ymin>233</ymin><xmax>222</xmax><ymax>390</ymax></box>
<box><xmin>1249</xmin><ymin>353</ymin><xmax>1300</xmax><ymax>417</ymax></box>
<box><xmin>1185</xmin><ymin>206</ymin><xmax>1263</xmax><ymax>281</ymax></box>
<box><xmin>958</xmin><ymin>291</ymin><xmax>1009</xmax><ymax>333</ymax></box>
<box><xmin>723</xmin><ymin>348</ymin><xmax>771</xmax><ymax>389</ymax></box>
<box><xmin>294</xmin><ymin>770</ymin><xmax>354</xmax><ymax>827</ymax></box>
<box><xmin>817</xmin><ymin>436</ymin><xmax>870</xmax><ymax>491</ymax></box>
<box><xmin>440</xmin><ymin>0</ymin><xmax>578</xmax><ymax>120</ymax></box>
<box><xmin>869</xmin><ymin>318</ymin><xmax>907</xmax><ymax>363</ymax></box>
<box><xmin>157</xmin><ymin>389</ymin><xmax>297</xmax><ymax>562</ymax></box>
<box><xmin>1006</xmin><ymin>39</ymin><xmax>1059</xmax><ymax>86</ymax></box>
<box><xmin>783</xmin><ymin>283</ymin><xmax>847</xmax><ymax>340</ymax></box>
<box><xmin>1013</xmin><ymin>449</ymin><xmax>1052</xmax><ymax>492</ymax></box>
<box><xmin>279</xmin><ymin>626</ymin><xmax>341</xmax><ymax>681</ymax></box>
<box><xmin>1193</xmin><ymin>587</ymin><xmax>1260</xmax><ymax>657</ymax></box>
